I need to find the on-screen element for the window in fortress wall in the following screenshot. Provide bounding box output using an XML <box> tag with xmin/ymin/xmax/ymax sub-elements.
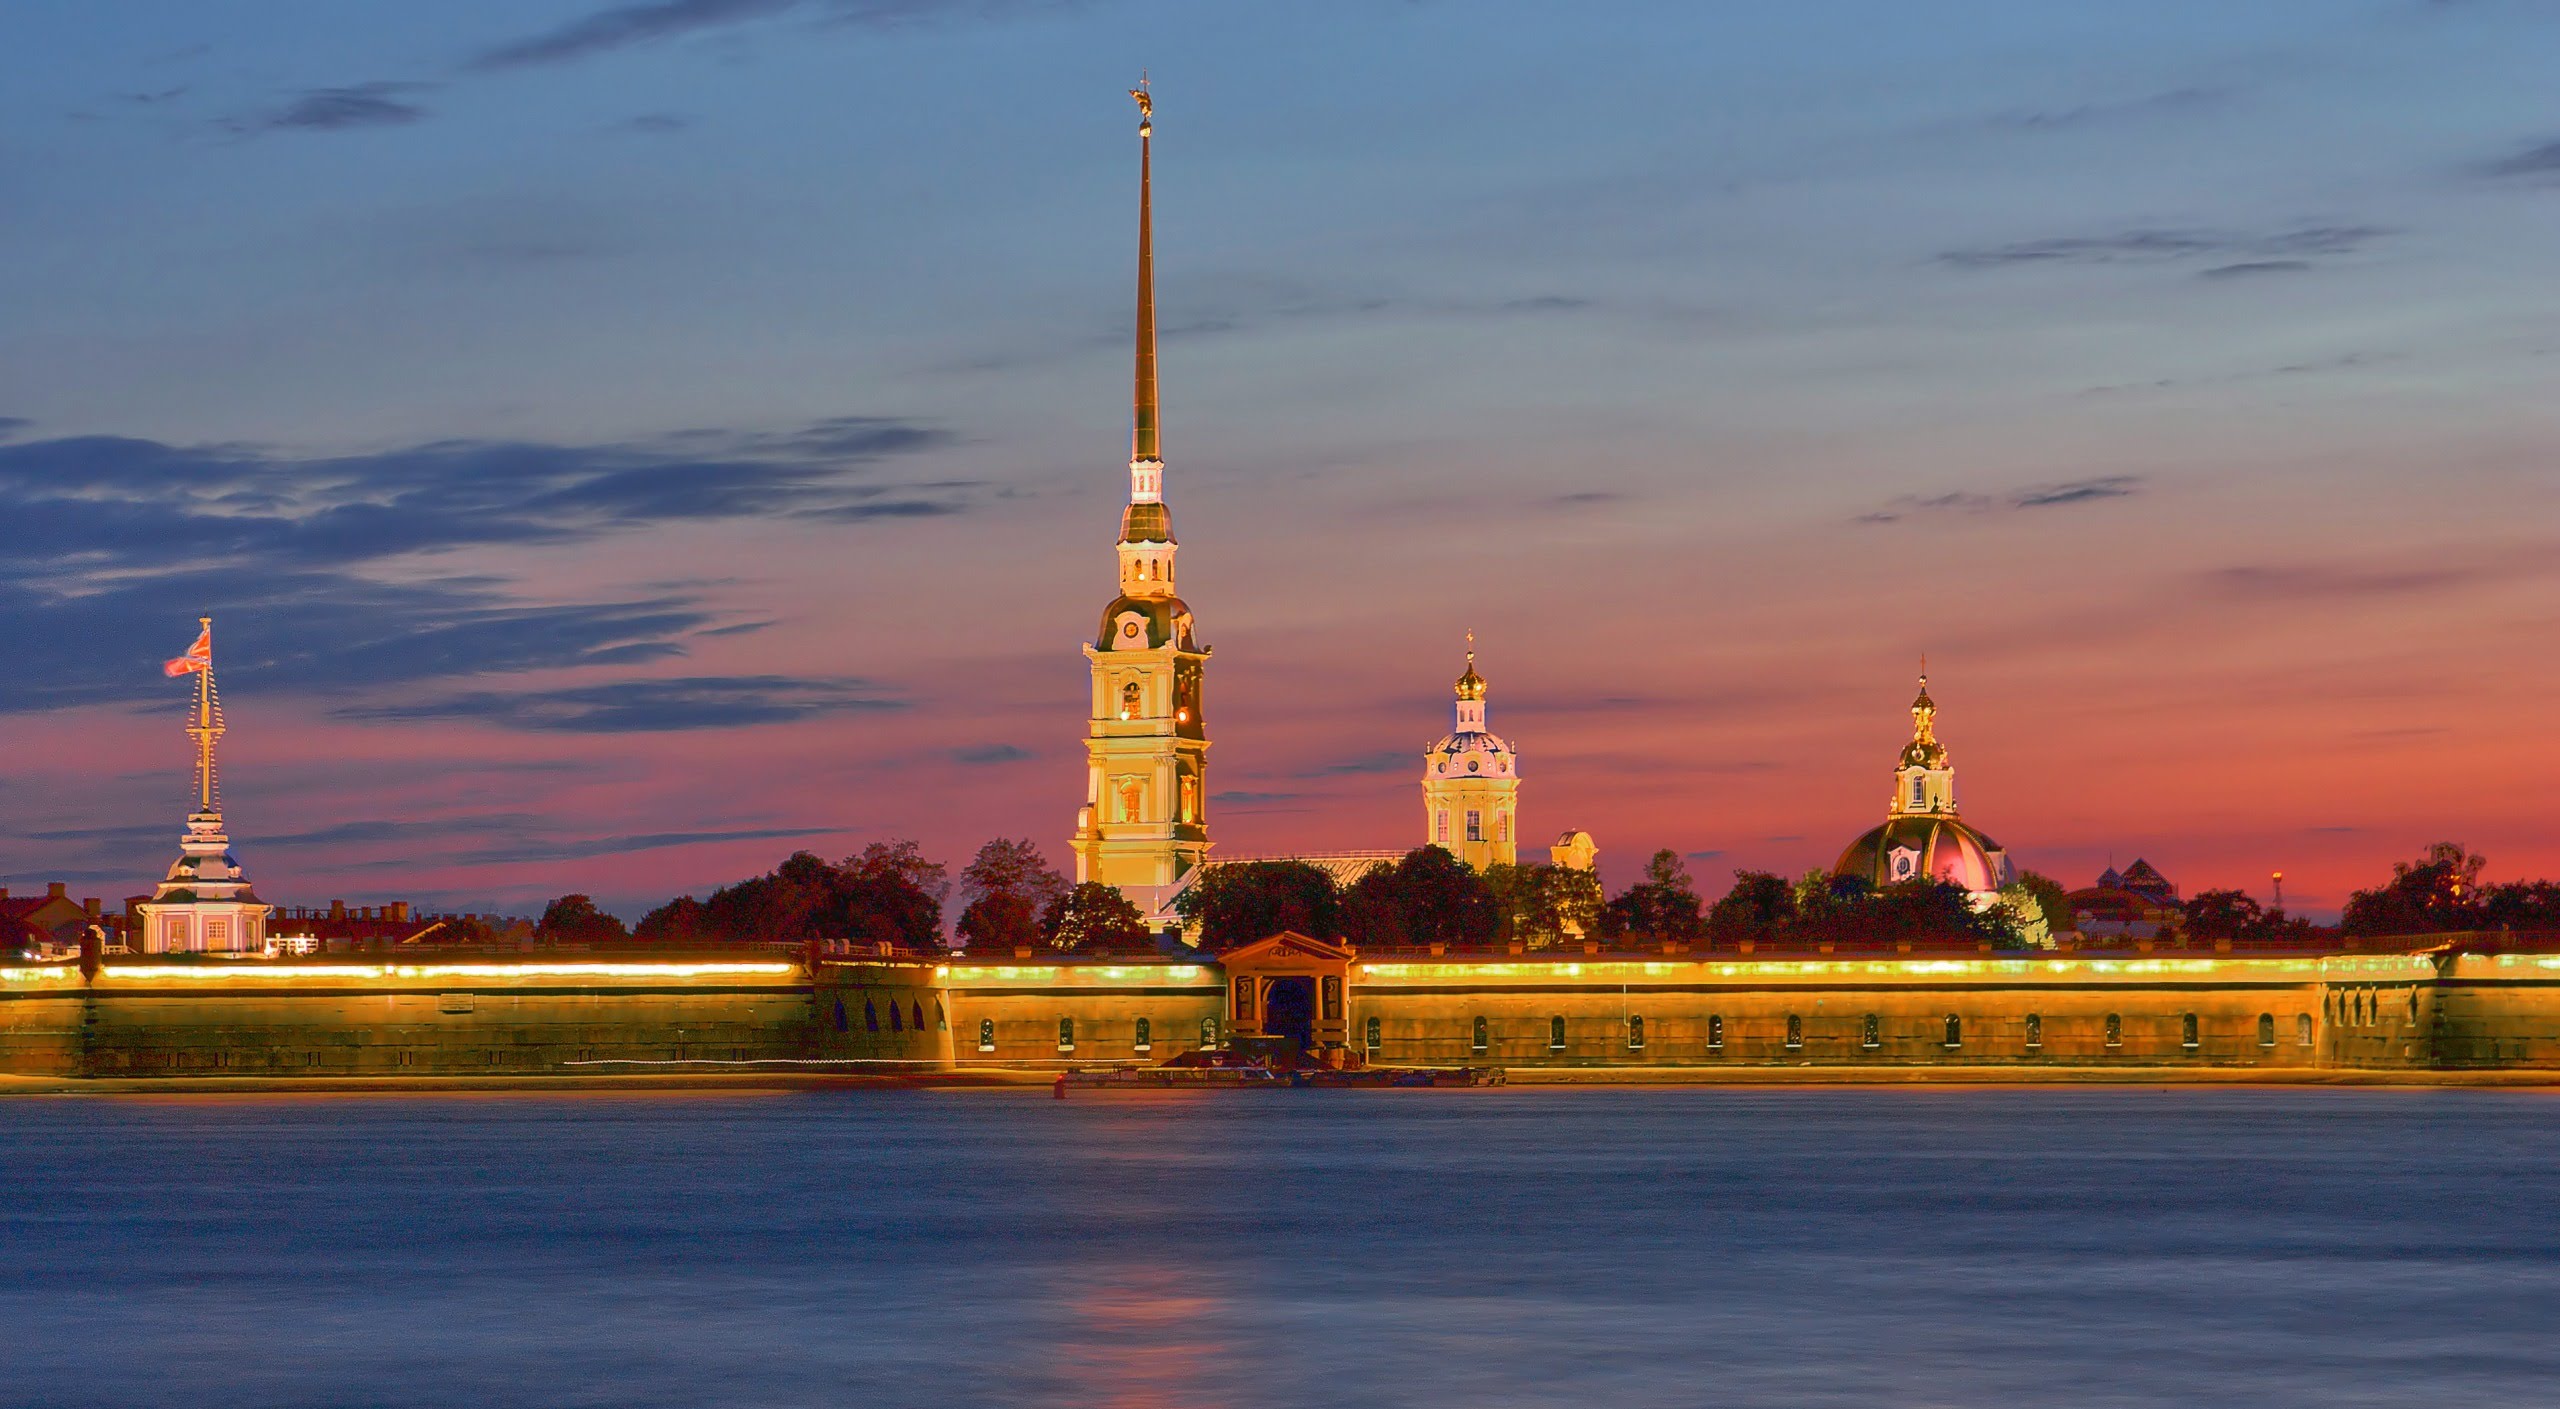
<box><xmin>2297</xmin><ymin>1013</ymin><xmax>2315</xmax><ymax>1047</ymax></box>
<box><xmin>1943</xmin><ymin>1014</ymin><xmax>1962</xmax><ymax>1049</ymax></box>
<box><xmin>2258</xmin><ymin>1013</ymin><xmax>2277</xmax><ymax>1048</ymax></box>
<box><xmin>1627</xmin><ymin>1015</ymin><xmax>1645</xmax><ymax>1052</ymax></box>
<box><xmin>1472</xmin><ymin>1016</ymin><xmax>1489</xmax><ymax>1054</ymax></box>
<box><xmin>2105</xmin><ymin>1013</ymin><xmax>2123</xmax><ymax>1048</ymax></box>
<box><xmin>1057</xmin><ymin>1017</ymin><xmax>1075</xmax><ymax>1052</ymax></box>
<box><xmin>2025</xmin><ymin>1013</ymin><xmax>2043</xmax><ymax>1050</ymax></box>
<box><xmin>1785</xmin><ymin>1015</ymin><xmax>1802</xmax><ymax>1050</ymax></box>
<box><xmin>1365</xmin><ymin>1016</ymin><xmax>1381</xmax><ymax>1053</ymax></box>
<box><xmin>1134</xmin><ymin>1017</ymin><xmax>1152</xmax><ymax>1053</ymax></box>
<box><xmin>2182</xmin><ymin>1013</ymin><xmax>2200</xmax><ymax>1050</ymax></box>
<box><xmin>1708</xmin><ymin>1014</ymin><xmax>1724</xmax><ymax>1050</ymax></box>
<box><xmin>978</xmin><ymin>1019</ymin><xmax>995</xmax><ymax>1053</ymax></box>
<box><xmin>1548</xmin><ymin>1016</ymin><xmax>1566</xmax><ymax>1051</ymax></box>
<box><xmin>1861</xmin><ymin>1014</ymin><xmax>1880</xmax><ymax>1050</ymax></box>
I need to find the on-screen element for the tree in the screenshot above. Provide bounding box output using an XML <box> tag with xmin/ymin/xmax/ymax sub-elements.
<box><xmin>2182</xmin><ymin>889</ymin><xmax>2265</xmax><ymax>942</ymax></box>
<box><xmin>955</xmin><ymin>840</ymin><xmax>1068</xmax><ymax>953</ymax></box>
<box><xmin>1705</xmin><ymin>870</ymin><xmax>1797</xmax><ymax>947</ymax></box>
<box><xmin>2343</xmin><ymin>842</ymin><xmax>2487</xmax><ymax>936</ymax></box>
<box><xmin>2481</xmin><ymin>880</ymin><xmax>2560</xmax><ymax>933</ymax></box>
<box><xmin>841</xmin><ymin>840</ymin><xmax>950</xmax><ymax>951</ymax></box>
<box><xmin>2011</xmin><ymin>870</ymin><xmax>2073</xmax><ymax>936</ymax></box>
<box><xmin>634</xmin><ymin>895</ymin><xmax>715</xmax><ymax>945</ymax></box>
<box><xmin>1341</xmin><ymin>848</ymin><xmax>1500</xmax><ymax>951</ymax></box>
<box><xmin>1174</xmin><ymin>860</ymin><xmax>1341</xmax><ymax>954</ymax></box>
<box><xmin>1602</xmin><ymin>850</ymin><xmax>1705</xmax><ymax>943</ymax></box>
<box><xmin>536</xmin><ymin>894</ymin><xmax>628</xmax><ymax>946</ymax></box>
<box><xmin>1484</xmin><ymin>862</ymin><xmax>1605</xmax><ymax>948</ymax></box>
<box><xmin>1043</xmin><ymin>882</ymin><xmax>1155</xmax><ymax>954</ymax></box>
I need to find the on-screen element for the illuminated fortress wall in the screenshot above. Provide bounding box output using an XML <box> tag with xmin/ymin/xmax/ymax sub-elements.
<box><xmin>15</xmin><ymin>962</ymin><xmax>822</xmax><ymax>1077</ymax></box>
<box><xmin>2</xmin><ymin>946</ymin><xmax>2554</xmax><ymax>1079</ymax></box>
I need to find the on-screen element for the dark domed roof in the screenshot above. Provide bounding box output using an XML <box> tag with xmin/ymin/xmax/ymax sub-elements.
<box><xmin>1119</xmin><ymin>501</ymin><xmax>1174</xmax><ymax>545</ymax></box>
<box><xmin>1096</xmin><ymin>594</ymin><xmax>1197</xmax><ymax>651</ymax></box>
<box><xmin>1835</xmin><ymin>815</ymin><xmax>2011</xmax><ymax>894</ymax></box>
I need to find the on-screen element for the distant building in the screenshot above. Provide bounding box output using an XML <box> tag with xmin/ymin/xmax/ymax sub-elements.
<box><xmin>133</xmin><ymin>620</ymin><xmax>272</xmax><ymax>954</ymax></box>
<box><xmin>1833</xmin><ymin>674</ymin><xmax>2014</xmax><ymax>902</ymax></box>
<box><xmin>0</xmin><ymin>883</ymin><xmax>109</xmax><ymax>954</ymax></box>
<box><xmin>2068</xmin><ymin>859</ymin><xmax>2183</xmax><ymax>941</ymax></box>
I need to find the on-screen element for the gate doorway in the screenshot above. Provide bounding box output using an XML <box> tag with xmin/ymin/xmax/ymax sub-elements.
<box><xmin>1263</xmin><ymin>976</ymin><xmax>1317</xmax><ymax>1052</ymax></box>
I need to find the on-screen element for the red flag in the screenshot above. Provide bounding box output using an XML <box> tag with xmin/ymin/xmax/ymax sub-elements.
<box><xmin>163</xmin><ymin>624</ymin><xmax>212</xmax><ymax>677</ymax></box>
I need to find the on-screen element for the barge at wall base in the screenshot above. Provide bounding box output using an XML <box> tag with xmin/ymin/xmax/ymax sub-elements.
<box><xmin>2</xmin><ymin>935</ymin><xmax>2557</xmax><ymax>1083</ymax></box>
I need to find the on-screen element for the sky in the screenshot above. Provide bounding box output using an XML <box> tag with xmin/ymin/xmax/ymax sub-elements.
<box><xmin>2</xmin><ymin>0</ymin><xmax>2555</xmax><ymax>922</ymax></box>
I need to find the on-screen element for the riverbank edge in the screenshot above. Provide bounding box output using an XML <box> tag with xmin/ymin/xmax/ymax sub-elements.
<box><xmin>7</xmin><ymin>1065</ymin><xmax>2560</xmax><ymax>1095</ymax></box>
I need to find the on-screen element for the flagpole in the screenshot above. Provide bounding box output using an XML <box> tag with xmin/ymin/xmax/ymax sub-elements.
<box><xmin>191</xmin><ymin>616</ymin><xmax>217</xmax><ymax>812</ymax></box>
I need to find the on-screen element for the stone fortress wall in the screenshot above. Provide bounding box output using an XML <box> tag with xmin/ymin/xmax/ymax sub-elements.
<box><xmin>3</xmin><ymin>943</ymin><xmax>2555</xmax><ymax>1080</ymax></box>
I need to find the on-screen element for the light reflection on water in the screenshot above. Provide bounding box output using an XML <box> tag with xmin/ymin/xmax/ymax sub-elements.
<box><xmin>2</xmin><ymin>1087</ymin><xmax>2557</xmax><ymax>1408</ymax></box>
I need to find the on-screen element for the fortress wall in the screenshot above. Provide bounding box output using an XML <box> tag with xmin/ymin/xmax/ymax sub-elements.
<box><xmin>65</xmin><ymin>961</ymin><xmax>817</xmax><ymax>1076</ymax></box>
<box><xmin>1353</xmin><ymin>955</ymin><xmax>2453</xmax><ymax>1069</ymax></box>
<box><xmin>941</xmin><ymin>960</ymin><xmax>1223</xmax><ymax>1068</ymax></box>
<box><xmin>810</xmin><ymin>962</ymin><xmax>956</xmax><ymax>1065</ymax></box>
<box><xmin>2428</xmin><ymin>954</ymin><xmax>2560</xmax><ymax>1067</ymax></box>
<box><xmin>0</xmin><ymin>969</ymin><xmax>86</xmax><ymax>1075</ymax></box>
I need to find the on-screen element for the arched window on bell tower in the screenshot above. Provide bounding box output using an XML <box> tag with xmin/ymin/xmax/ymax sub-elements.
<box><xmin>1120</xmin><ymin>680</ymin><xmax>1142</xmax><ymax>719</ymax></box>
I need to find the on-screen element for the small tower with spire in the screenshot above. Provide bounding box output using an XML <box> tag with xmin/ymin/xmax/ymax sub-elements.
<box><xmin>1422</xmin><ymin>635</ymin><xmax>1520</xmax><ymax>870</ymax></box>
<box><xmin>1074</xmin><ymin>79</ymin><xmax>1212</xmax><ymax>926</ymax></box>
<box><xmin>1889</xmin><ymin>670</ymin><xmax>1959</xmax><ymax>819</ymax></box>
<box><xmin>135</xmin><ymin>617</ymin><xmax>271</xmax><ymax>953</ymax></box>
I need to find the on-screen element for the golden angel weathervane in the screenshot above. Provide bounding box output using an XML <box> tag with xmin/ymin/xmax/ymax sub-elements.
<box><xmin>1130</xmin><ymin>74</ymin><xmax>1151</xmax><ymax>127</ymax></box>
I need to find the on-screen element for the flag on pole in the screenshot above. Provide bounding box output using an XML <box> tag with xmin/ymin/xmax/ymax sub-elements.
<box><xmin>163</xmin><ymin>623</ymin><xmax>212</xmax><ymax>677</ymax></box>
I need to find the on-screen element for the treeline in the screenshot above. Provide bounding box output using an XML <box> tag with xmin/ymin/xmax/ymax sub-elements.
<box><xmin>514</xmin><ymin>838</ymin><xmax>2560</xmax><ymax>954</ymax></box>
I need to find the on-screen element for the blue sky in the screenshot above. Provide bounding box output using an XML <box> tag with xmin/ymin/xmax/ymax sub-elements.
<box><xmin>2</xmin><ymin>0</ymin><xmax>2555</xmax><ymax>918</ymax></box>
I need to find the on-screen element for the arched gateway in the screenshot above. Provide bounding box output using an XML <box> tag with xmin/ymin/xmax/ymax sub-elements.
<box><xmin>1219</xmin><ymin>932</ymin><xmax>1354</xmax><ymax>1055</ymax></box>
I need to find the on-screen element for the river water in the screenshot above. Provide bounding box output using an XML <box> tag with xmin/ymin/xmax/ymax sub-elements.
<box><xmin>2</xmin><ymin>1087</ymin><xmax>2555</xmax><ymax>1408</ymax></box>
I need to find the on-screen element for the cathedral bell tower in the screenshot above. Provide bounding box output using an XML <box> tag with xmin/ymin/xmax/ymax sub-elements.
<box><xmin>1073</xmin><ymin>80</ymin><xmax>1211</xmax><ymax>920</ymax></box>
<box><xmin>1421</xmin><ymin>639</ymin><xmax>1519</xmax><ymax>870</ymax></box>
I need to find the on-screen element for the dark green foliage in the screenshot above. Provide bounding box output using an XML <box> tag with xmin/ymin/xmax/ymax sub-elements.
<box><xmin>1482</xmin><ymin>861</ymin><xmax>1605</xmax><ymax>948</ymax></box>
<box><xmin>1706</xmin><ymin>870</ymin><xmax>1797</xmax><ymax>946</ymax></box>
<box><xmin>536</xmin><ymin>893</ymin><xmax>628</xmax><ymax>946</ymax></box>
<box><xmin>1043</xmin><ymin>882</ymin><xmax>1155</xmax><ymax>955</ymax></box>
<box><xmin>1174</xmin><ymin>860</ymin><xmax>1341</xmax><ymax>954</ymax></box>
<box><xmin>2011</xmin><ymin>870</ymin><xmax>2073</xmax><ymax>934</ymax></box>
<box><xmin>1341</xmin><ymin>847</ymin><xmax>1500</xmax><ymax>951</ymax></box>
<box><xmin>1601</xmin><ymin>850</ymin><xmax>1704</xmax><ymax>943</ymax></box>
<box><xmin>2343</xmin><ymin>843</ymin><xmax>2560</xmax><ymax>936</ymax></box>
<box><xmin>955</xmin><ymin>839</ymin><xmax>1068</xmax><ymax>953</ymax></box>
<box><xmin>636</xmin><ymin>842</ymin><xmax>949</xmax><ymax>949</ymax></box>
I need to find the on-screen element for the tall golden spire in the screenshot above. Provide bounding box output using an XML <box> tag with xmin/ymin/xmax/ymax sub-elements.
<box><xmin>187</xmin><ymin>616</ymin><xmax>224</xmax><ymax>812</ymax></box>
<box><xmin>1456</xmin><ymin>630</ymin><xmax>1486</xmax><ymax>701</ymax></box>
<box><xmin>1129</xmin><ymin>76</ymin><xmax>1159</xmax><ymax>468</ymax></box>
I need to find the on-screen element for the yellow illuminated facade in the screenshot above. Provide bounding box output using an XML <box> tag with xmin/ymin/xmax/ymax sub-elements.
<box><xmin>1422</xmin><ymin>644</ymin><xmax>1519</xmax><ymax>870</ymax></box>
<box><xmin>1072</xmin><ymin>81</ymin><xmax>1212</xmax><ymax>921</ymax></box>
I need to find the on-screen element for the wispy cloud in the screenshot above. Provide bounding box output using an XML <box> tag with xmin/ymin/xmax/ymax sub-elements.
<box><xmin>2481</xmin><ymin>138</ymin><xmax>2560</xmax><ymax>180</ymax></box>
<box><xmin>2205</xmin><ymin>563</ymin><xmax>2479</xmax><ymax>600</ymax></box>
<box><xmin>2198</xmin><ymin>259</ymin><xmax>2313</xmax><ymax>279</ymax></box>
<box><xmin>447</xmin><ymin>825</ymin><xmax>841</xmax><ymax>865</ymax></box>
<box><xmin>229</xmin><ymin>82</ymin><xmax>433</xmax><ymax>135</ymax></box>
<box><xmin>334</xmin><ymin>675</ymin><xmax>903</xmax><ymax>732</ymax></box>
<box><xmin>0</xmin><ymin>417</ymin><xmax>28</xmax><ymax>442</ymax></box>
<box><xmin>1938</xmin><ymin>224</ymin><xmax>2388</xmax><ymax>271</ymax></box>
<box><xmin>1860</xmin><ymin>475</ymin><xmax>2143</xmax><ymax>524</ymax></box>
<box><xmin>951</xmin><ymin>744</ymin><xmax>1034</xmax><ymax>765</ymax></box>
<box><xmin>1986</xmin><ymin>85</ymin><xmax>2229</xmax><ymax>132</ymax></box>
<box><xmin>468</xmin><ymin>0</ymin><xmax>800</xmax><ymax>72</ymax></box>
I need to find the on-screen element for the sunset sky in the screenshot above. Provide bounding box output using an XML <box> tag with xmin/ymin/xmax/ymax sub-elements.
<box><xmin>4</xmin><ymin>0</ymin><xmax>2555</xmax><ymax>921</ymax></box>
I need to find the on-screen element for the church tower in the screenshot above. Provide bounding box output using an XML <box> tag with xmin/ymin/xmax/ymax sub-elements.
<box><xmin>135</xmin><ymin>618</ymin><xmax>271</xmax><ymax>954</ymax></box>
<box><xmin>1073</xmin><ymin>81</ymin><xmax>1211</xmax><ymax>920</ymax></box>
<box><xmin>1422</xmin><ymin>640</ymin><xmax>1519</xmax><ymax>870</ymax></box>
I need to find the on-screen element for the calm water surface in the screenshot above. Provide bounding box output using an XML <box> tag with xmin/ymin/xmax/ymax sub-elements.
<box><xmin>3</xmin><ymin>1087</ymin><xmax>2556</xmax><ymax>1408</ymax></box>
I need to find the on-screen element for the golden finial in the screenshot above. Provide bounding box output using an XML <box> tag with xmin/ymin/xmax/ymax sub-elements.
<box><xmin>1456</xmin><ymin>632</ymin><xmax>1487</xmax><ymax>702</ymax></box>
<box><xmin>1130</xmin><ymin>73</ymin><xmax>1151</xmax><ymax>128</ymax></box>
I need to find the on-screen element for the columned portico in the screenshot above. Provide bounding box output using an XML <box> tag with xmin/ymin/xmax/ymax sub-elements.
<box><xmin>1218</xmin><ymin>932</ymin><xmax>1354</xmax><ymax>1052</ymax></box>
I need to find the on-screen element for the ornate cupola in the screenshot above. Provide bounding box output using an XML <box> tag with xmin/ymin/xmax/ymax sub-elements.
<box><xmin>1074</xmin><ymin>79</ymin><xmax>1212</xmax><ymax>927</ymax></box>
<box><xmin>1422</xmin><ymin>636</ymin><xmax>1520</xmax><ymax>870</ymax></box>
<box><xmin>135</xmin><ymin>617</ymin><xmax>272</xmax><ymax>954</ymax></box>
<box><xmin>1891</xmin><ymin>674</ymin><xmax>1957</xmax><ymax>818</ymax></box>
<box><xmin>1834</xmin><ymin>669</ymin><xmax>2012</xmax><ymax>899</ymax></box>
